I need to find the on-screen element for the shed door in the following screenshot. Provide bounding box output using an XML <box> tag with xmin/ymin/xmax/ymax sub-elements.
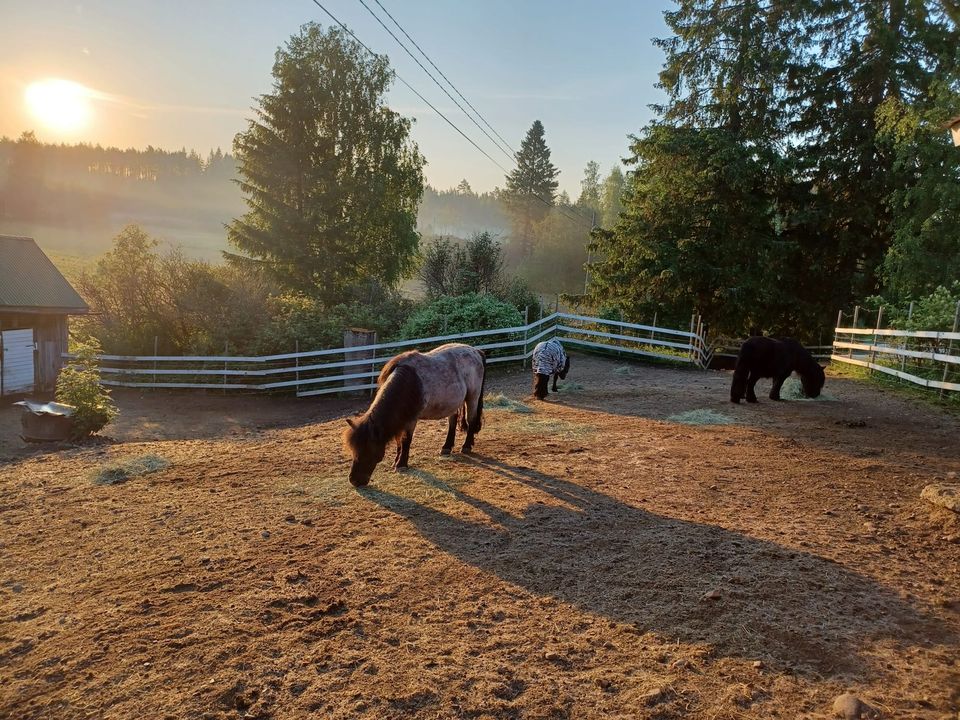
<box><xmin>1</xmin><ymin>329</ymin><xmax>36</xmax><ymax>395</ymax></box>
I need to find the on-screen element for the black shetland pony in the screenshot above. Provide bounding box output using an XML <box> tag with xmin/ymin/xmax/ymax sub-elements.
<box><xmin>343</xmin><ymin>343</ymin><xmax>486</xmax><ymax>487</ymax></box>
<box><xmin>730</xmin><ymin>337</ymin><xmax>825</xmax><ymax>404</ymax></box>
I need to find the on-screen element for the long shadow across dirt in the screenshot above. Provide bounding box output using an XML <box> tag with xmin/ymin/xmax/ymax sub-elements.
<box><xmin>361</xmin><ymin>455</ymin><xmax>950</xmax><ymax>679</ymax></box>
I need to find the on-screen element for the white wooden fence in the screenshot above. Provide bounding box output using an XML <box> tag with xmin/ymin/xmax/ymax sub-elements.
<box><xmin>78</xmin><ymin>312</ymin><xmax>709</xmax><ymax>396</ymax></box>
<box><xmin>832</xmin><ymin>322</ymin><xmax>960</xmax><ymax>394</ymax></box>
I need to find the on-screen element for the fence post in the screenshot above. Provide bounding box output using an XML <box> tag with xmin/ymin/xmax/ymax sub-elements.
<box><xmin>522</xmin><ymin>306</ymin><xmax>529</xmax><ymax>369</ymax></box>
<box><xmin>940</xmin><ymin>300</ymin><xmax>960</xmax><ymax>399</ymax></box>
<box><xmin>223</xmin><ymin>341</ymin><xmax>228</xmax><ymax>394</ymax></box>
<box><xmin>868</xmin><ymin>306</ymin><xmax>883</xmax><ymax>375</ymax></box>
<box><xmin>344</xmin><ymin>328</ymin><xmax>377</xmax><ymax>393</ymax></box>
<box><xmin>853</xmin><ymin>305</ymin><xmax>860</xmax><ymax>329</ymax></box>
<box><xmin>900</xmin><ymin>301</ymin><xmax>914</xmax><ymax>379</ymax></box>
<box><xmin>153</xmin><ymin>336</ymin><xmax>158</xmax><ymax>388</ymax></box>
<box><xmin>651</xmin><ymin>311</ymin><xmax>657</xmax><ymax>340</ymax></box>
<box><xmin>695</xmin><ymin>315</ymin><xmax>704</xmax><ymax>368</ymax></box>
<box><xmin>689</xmin><ymin>313</ymin><xmax>696</xmax><ymax>363</ymax></box>
<box><xmin>295</xmin><ymin>339</ymin><xmax>300</xmax><ymax>394</ymax></box>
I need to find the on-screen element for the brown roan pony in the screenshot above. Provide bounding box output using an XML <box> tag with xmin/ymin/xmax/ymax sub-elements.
<box><xmin>343</xmin><ymin>343</ymin><xmax>486</xmax><ymax>487</ymax></box>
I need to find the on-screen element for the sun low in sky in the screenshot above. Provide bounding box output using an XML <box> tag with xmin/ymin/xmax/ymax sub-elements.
<box><xmin>24</xmin><ymin>79</ymin><xmax>96</xmax><ymax>136</ymax></box>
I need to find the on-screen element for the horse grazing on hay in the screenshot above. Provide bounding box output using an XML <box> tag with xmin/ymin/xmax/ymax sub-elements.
<box><xmin>730</xmin><ymin>336</ymin><xmax>825</xmax><ymax>404</ymax></box>
<box><xmin>343</xmin><ymin>343</ymin><xmax>486</xmax><ymax>487</ymax></box>
<box><xmin>531</xmin><ymin>338</ymin><xmax>571</xmax><ymax>400</ymax></box>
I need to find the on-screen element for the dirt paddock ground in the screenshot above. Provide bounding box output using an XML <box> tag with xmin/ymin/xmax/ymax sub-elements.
<box><xmin>1</xmin><ymin>355</ymin><xmax>958</xmax><ymax>719</ymax></box>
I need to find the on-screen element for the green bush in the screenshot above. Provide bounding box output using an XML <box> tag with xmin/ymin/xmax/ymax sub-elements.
<box><xmin>255</xmin><ymin>291</ymin><xmax>415</xmax><ymax>353</ymax></box>
<box><xmin>56</xmin><ymin>338</ymin><xmax>118</xmax><ymax>440</ymax></box>
<box><xmin>866</xmin><ymin>282</ymin><xmax>960</xmax><ymax>331</ymax></box>
<box><xmin>399</xmin><ymin>293</ymin><xmax>523</xmax><ymax>338</ymax></box>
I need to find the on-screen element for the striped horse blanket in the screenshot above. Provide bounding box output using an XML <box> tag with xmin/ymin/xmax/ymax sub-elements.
<box><xmin>532</xmin><ymin>339</ymin><xmax>567</xmax><ymax>376</ymax></box>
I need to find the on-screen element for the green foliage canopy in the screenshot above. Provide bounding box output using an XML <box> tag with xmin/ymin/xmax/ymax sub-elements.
<box><xmin>399</xmin><ymin>293</ymin><xmax>523</xmax><ymax>339</ymax></box>
<box><xmin>228</xmin><ymin>24</ymin><xmax>425</xmax><ymax>301</ymax></box>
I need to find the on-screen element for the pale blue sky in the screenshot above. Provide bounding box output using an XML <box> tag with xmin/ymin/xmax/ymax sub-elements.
<box><xmin>0</xmin><ymin>0</ymin><xmax>671</xmax><ymax>195</ymax></box>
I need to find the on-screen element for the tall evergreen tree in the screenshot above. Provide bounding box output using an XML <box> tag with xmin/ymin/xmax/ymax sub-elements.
<box><xmin>576</xmin><ymin>160</ymin><xmax>602</xmax><ymax>219</ymax></box>
<box><xmin>590</xmin><ymin>0</ymin><xmax>959</xmax><ymax>336</ymax></box>
<box><xmin>503</xmin><ymin>120</ymin><xmax>559</xmax><ymax>259</ymax></box>
<box><xmin>227</xmin><ymin>24</ymin><xmax>425</xmax><ymax>301</ymax></box>
<box><xmin>600</xmin><ymin>166</ymin><xmax>625</xmax><ymax>228</ymax></box>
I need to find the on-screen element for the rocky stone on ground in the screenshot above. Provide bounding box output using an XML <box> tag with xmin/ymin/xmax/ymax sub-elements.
<box><xmin>921</xmin><ymin>484</ymin><xmax>960</xmax><ymax>513</ymax></box>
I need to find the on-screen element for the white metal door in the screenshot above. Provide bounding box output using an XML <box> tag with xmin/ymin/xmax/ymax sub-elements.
<box><xmin>1</xmin><ymin>329</ymin><xmax>35</xmax><ymax>395</ymax></box>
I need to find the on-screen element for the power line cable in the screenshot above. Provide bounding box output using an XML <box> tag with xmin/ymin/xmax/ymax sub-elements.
<box><xmin>355</xmin><ymin>0</ymin><xmax>516</xmax><ymax>165</ymax></box>
<box><xmin>307</xmin><ymin>0</ymin><xmax>592</xmax><ymax>229</ymax></box>
<box><xmin>362</xmin><ymin>0</ymin><xmax>594</xmax><ymax>232</ymax></box>
<box><xmin>307</xmin><ymin>0</ymin><xmax>511</xmax><ymax>175</ymax></box>
<box><xmin>369</xmin><ymin>0</ymin><xmax>517</xmax><ymax>159</ymax></box>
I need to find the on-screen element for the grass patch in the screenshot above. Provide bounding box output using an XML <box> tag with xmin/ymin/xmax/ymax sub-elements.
<box><xmin>486</xmin><ymin>393</ymin><xmax>534</xmax><ymax>413</ymax></box>
<box><xmin>829</xmin><ymin>363</ymin><xmax>960</xmax><ymax>414</ymax></box>
<box><xmin>666</xmin><ymin>409</ymin><xmax>736</xmax><ymax>426</ymax></box>
<box><xmin>92</xmin><ymin>454</ymin><xmax>170</xmax><ymax>485</ymax></box>
<box><xmin>781</xmin><ymin>377</ymin><xmax>837</xmax><ymax>401</ymax></box>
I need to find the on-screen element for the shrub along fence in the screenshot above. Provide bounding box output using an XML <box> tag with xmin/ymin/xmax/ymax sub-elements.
<box><xmin>71</xmin><ymin>312</ymin><xmax>709</xmax><ymax>396</ymax></box>
<box><xmin>831</xmin><ymin>303</ymin><xmax>960</xmax><ymax>396</ymax></box>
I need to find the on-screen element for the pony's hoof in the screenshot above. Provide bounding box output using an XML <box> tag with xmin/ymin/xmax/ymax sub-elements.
<box><xmin>746</xmin><ymin>397</ymin><xmax>758</xmax><ymax>404</ymax></box>
<box><xmin>730</xmin><ymin>398</ymin><xmax>741</xmax><ymax>404</ymax></box>
<box><xmin>394</xmin><ymin>464</ymin><xmax>409</xmax><ymax>473</ymax></box>
<box><xmin>461</xmin><ymin>446</ymin><xmax>474</xmax><ymax>455</ymax></box>
<box><xmin>439</xmin><ymin>448</ymin><xmax>452</xmax><ymax>456</ymax></box>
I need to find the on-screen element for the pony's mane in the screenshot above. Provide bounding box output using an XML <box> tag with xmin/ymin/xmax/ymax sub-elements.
<box><xmin>378</xmin><ymin>350</ymin><xmax>419</xmax><ymax>384</ymax></box>
<box><xmin>345</xmin><ymin>362</ymin><xmax>424</xmax><ymax>452</ymax></box>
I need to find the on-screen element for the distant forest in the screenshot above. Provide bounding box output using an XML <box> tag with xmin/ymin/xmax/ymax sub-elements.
<box><xmin>0</xmin><ymin>133</ymin><xmax>242</xmax><ymax>260</ymax></box>
<box><xmin>0</xmin><ymin>133</ymin><xmax>514</xmax><ymax>264</ymax></box>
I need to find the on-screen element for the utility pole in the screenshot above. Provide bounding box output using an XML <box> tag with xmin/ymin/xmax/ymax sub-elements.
<box><xmin>583</xmin><ymin>209</ymin><xmax>596</xmax><ymax>295</ymax></box>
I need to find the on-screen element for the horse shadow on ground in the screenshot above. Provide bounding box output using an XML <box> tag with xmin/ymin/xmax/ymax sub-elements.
<box><xmin>359</xmin><ymin>455</ymin><xmax>949</xmax><ymax>677</ymax></box>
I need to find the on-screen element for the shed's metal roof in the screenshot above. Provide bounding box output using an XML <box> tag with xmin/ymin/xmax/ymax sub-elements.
<box><xmin>0</xmin><ymin>235</ymin><xmax>89</xmax><ymax>313</ymax></box>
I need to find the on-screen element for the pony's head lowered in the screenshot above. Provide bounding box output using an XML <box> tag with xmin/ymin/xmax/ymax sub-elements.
<box><xmin>799</xmin><ymin>360</ymin><xmax>826</xmax><ymax>398</ymax></box>
<box><xmin>342</xmin><ymin>418</ymin><xmax>386</xmax><ymax>487</ymax></box>
<box><xmin>342</xmin><ymin>362</ymin><xmax>424</xmax><ymax>486</ymax></box>
<box><xmin>559</xmin><ymin>355</ymin><xmax>571</xmax><ymax>379</ymax></box>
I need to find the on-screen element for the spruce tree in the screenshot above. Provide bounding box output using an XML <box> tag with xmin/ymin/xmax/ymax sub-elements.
<box><xmin>227</xmin><ymin>23</ymin><xmax>425</xmax><ymax>301</ymax></box>
<box><xmin>503</xmin><ymin>120</ymin><xmax>559</xmax><ymax>258</ymax></box>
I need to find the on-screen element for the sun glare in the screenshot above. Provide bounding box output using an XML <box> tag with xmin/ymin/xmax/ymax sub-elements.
<box><xmin>24</xmin><ymin>79</ymin><xmax>94</xmax><ymax>135</ymax></box>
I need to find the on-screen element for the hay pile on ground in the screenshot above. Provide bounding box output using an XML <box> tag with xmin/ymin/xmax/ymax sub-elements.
<box><xmin>667</xmin><ymin>409</ymin><xmax>736</xmax><ymax>425</ymax></box>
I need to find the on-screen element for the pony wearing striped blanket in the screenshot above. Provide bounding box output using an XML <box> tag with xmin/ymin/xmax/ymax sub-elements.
<box><xmin>531</xmin><ymin>338</ymin><xmax>570</xmax><ymax>399</ymax></box>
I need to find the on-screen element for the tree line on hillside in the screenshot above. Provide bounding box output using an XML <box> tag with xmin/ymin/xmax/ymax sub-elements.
<box><xmin>0</xmin><ymin>133</ymin><xmax>240</xmax><ymax>228</ymax></box>
<box><xmin>587</xmin><ymin>0</ymin><xmax>960</xmax><ymax>339</ymax></box>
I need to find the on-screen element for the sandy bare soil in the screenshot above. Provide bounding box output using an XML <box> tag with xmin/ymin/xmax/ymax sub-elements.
<box><xmin>1</xmin><ymin>355</ymin><xmax>958</xmax><ymax>719</ymax></box>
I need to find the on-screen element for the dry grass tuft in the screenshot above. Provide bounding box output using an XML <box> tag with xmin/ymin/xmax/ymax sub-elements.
<box><xmin>91</xmin><ymin>454</ymin><xmax>170</xmax><ymax>485</ymax></box>
<box><xmin>667</xmin><ymin>409</ymin><xmax>736</xmax><ymax>425</ymax></box>
<box><xmin>486</xmin><ymin>393</ymin><xmax>534</xmax><ymax>413</ymax></box>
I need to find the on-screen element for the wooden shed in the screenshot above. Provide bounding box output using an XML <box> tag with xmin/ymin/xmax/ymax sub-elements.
<box><xmin>0</xmin><ymin>235</ymin><xmax>89</xmax><ymax>397</ymax></box>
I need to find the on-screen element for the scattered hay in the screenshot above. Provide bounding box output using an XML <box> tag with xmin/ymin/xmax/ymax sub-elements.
<box><xmin>781</xmin><ymin>377</ymin><xmax>837</xmax><ymax>401</ymax></box>
<box><xmin>92</xmin><ymin>454</ymin><xmax>170</xmax><ymax>485</ymax></box>
<box><xmin>613</xmin><ymin>365</ymin><xmax>634</xmax><ymax>375</ymax></box>
<box><xmin>667</xmin><ymin>409</ymin><xmax>736</xmax><ymax>426</ymax></box>
<box><xmin>486</xmin><ymin>393</ymin><xmax>534</xmax><ymax>413</ymax></box>
<box><xmin>556</xmin><ymin>381</ymin><xmax>584</xmax><ymax>394</ymax></box>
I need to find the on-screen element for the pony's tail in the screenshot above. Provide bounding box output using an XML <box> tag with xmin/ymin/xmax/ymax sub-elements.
<box><xmin>474</xmin><ymin>351</ymin><xmax>486</xmax><ymax>433</ymax></box>
<box><xmin>460</xmin><ymin>350</ymin><xmax>486</xmax><ymax>433</ymax></box>
<box><xmin>730</xmin><ymin>350</ymin><xmax>749</xmax><ymax>403</ymax></box>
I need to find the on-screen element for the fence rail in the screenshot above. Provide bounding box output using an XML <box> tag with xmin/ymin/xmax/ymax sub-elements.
<box><xmin>70</xmin><ymin>312</ymin><xmax>710</xmax><ymax>396</ymax></box>
<box><xmin>832</xmin><ymin>324</ymin><xmax>960</xmax><ymax>394</ymax></box>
